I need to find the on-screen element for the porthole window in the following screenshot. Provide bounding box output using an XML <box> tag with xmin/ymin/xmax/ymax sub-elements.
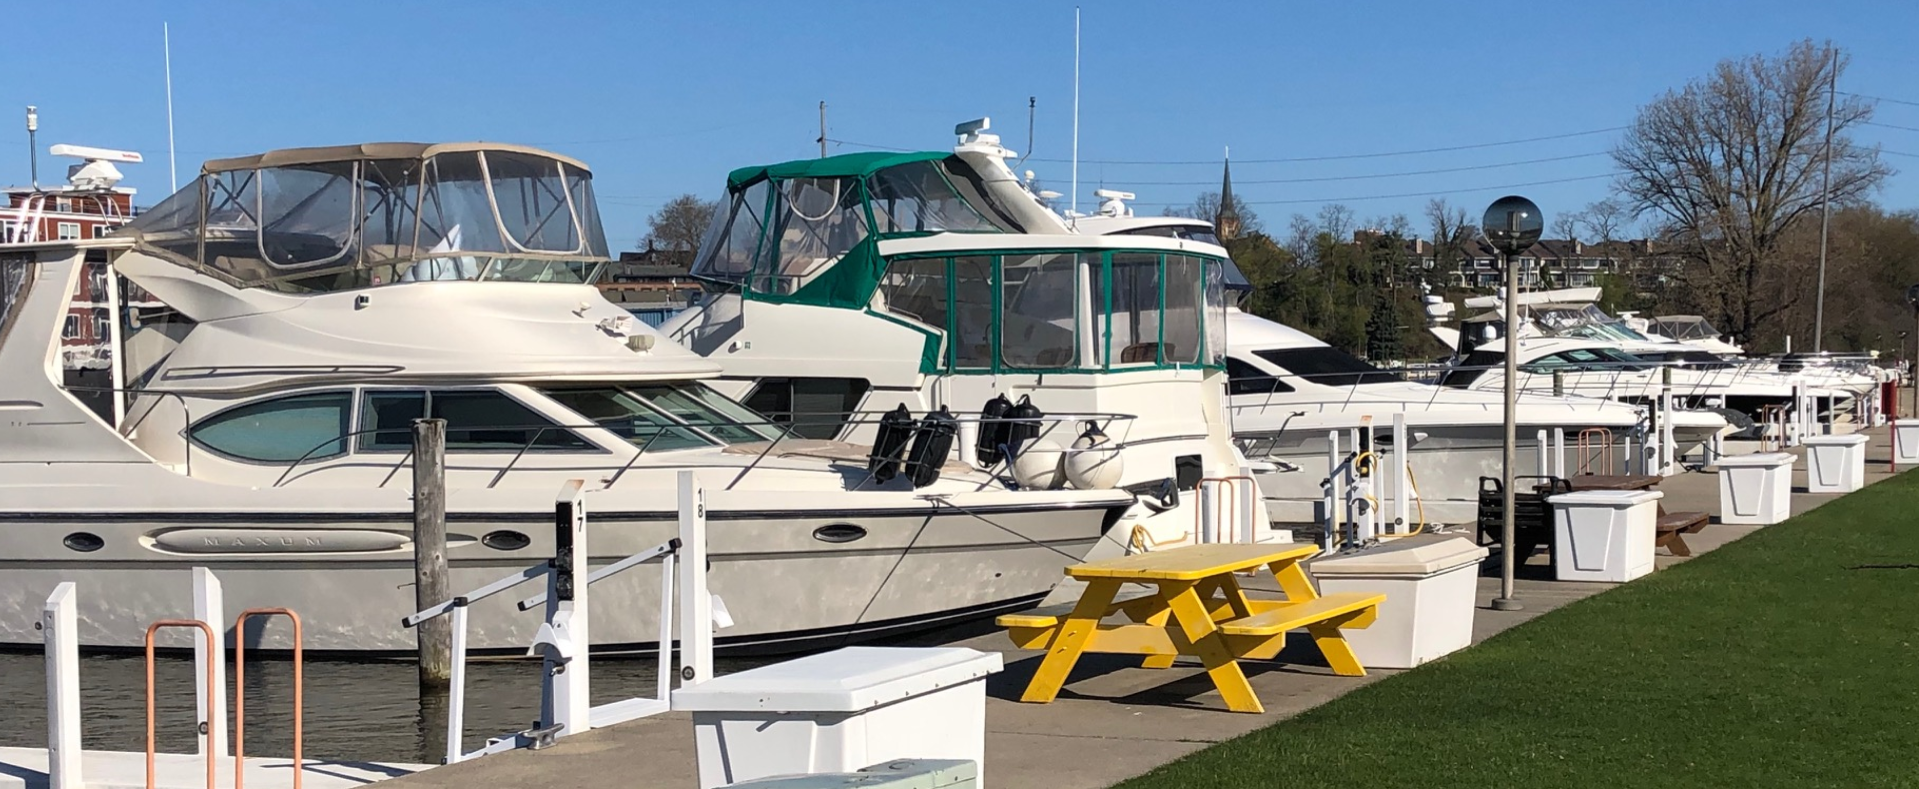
<box><xmin>189</xmin><ymin>392</ymin><xmax>352</xmax><ymax>463</ymax></box>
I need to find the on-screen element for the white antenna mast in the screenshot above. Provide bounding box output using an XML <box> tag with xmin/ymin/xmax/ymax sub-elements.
<box><xmin>1069</xmin><ymin>6</ymin><xmax>1080</xmax><ymax>227</ymax></box>
<box><xmin>164</xmin><ymin>22</ymin><xmax>178</xmax><ymax>192</ymax></box>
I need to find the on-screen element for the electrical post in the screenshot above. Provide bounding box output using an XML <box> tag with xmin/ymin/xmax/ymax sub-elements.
<box><xmin>1483</xmin><ymin>196</ymin><xmax>1543</xmax><ymax>613</ymax></box>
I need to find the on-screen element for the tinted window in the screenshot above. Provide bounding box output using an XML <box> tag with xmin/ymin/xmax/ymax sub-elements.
<box><xmin>1252</xmin><ymin>347</ymin><xmax>1400</xmax><ymax>387</ymax></box>
<box><xmin>1438</xmin><ymin>350</ymin><xmax>1502</xmax><ymax>388</ymax></box>
<box><xmin>1226</xmin><ymin>357</ymin><xmax>1294</xmax><ymax>396</ymax></box>
<box><xmin>191</xmin><ymin>392</ymin><xmax>351</xmax><ymax>463</ymax></box>
<box><xmin>359</xmin><ymin>390</ymin><xmax>591</xmax><ymax>451</ymax></box>
<box><xmin>743</xmin><ymin>378</ymin><xmax>871</xmax><ymax>440</ymax></box>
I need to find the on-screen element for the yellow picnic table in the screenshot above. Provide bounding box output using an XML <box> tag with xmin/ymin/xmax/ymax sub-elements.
<box><xmin>998</xmin><ymin>543</ymin><xmax>1384</xmax><ymax>713</ymax></box>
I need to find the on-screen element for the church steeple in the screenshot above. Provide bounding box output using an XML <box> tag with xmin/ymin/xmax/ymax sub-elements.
<box><xmin>1215</xmin><ymin>147</ymin><xmax>1241</xmax><ymax>241</ymax></box>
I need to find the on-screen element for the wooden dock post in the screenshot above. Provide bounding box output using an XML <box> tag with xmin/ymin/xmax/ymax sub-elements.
<box><xmin>413</xmin><ymin>418</ymin><xmax>451</xmax><ymax>688</ymax></box>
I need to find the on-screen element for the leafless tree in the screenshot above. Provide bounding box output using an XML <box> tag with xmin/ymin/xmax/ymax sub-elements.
<box><xmin>1612</xmin><ymin>39</ymin><xmax>1891</xmax><ymax>345</ymax></box>
<box><xmin>644</xmin><ymin>194</ymin><xmax>721</xmax><ymax>253</ymax></box>
<box><xmin>1284</xmin><ymin>214</ymin><xmax>1318</xmax><ymax>267</ymax></box>
<box><xmin>1317</xmin><ymin>203</ymin><xmax>1355</xmax><ymax>244</ymax></box>
<box><xmin>1580</xmin><ymin>198</ymin><xmax>1631</xmax><ymax>245</ymax></box>
<box><xmin>1424</xmin><ymin>198</ymin><xmax>1476</xmax><ymax>278</ymax></box>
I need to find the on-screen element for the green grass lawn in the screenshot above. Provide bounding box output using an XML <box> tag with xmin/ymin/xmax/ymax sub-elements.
<box><xmin>1117</xmin><ymin>471</ymin><xmax>1919</xmax><ymax>789</ymax></box>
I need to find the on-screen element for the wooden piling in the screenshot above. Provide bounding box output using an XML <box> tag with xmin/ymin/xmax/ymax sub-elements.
<box><xmin>413</xmin><ymin>418</ymin><xmax>451</xmax><ymax>688</ymax></box>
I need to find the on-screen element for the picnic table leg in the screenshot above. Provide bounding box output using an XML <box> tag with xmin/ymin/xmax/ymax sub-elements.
<box><xmin>1664</xmin><ymin>532</ymin><xmax>1693</xmax><ymax>557</ymax></box>
<box><xmin>1268</xmin><ymin>559</ymin><xmax>1321</xmax><ymax>603</ymax></box>
<box><xmin>1133</xmin><ymin>586</ymin><xmax>1180</xmax><ymax>670</ymax></box>
<box><xmin>1021</xmin><ymin>579</ymin><xmax>1122</xmax><ymax>703</ymax></box>
<box><xmin>1163</xmin><ymin>581</ymin><xmax>1263</xmax><ymax>713</ymax></box>
<box><xmin>1306</xmin><ymin>611</ymin><xmax>1370</xmax><ymax>677</ymax></box>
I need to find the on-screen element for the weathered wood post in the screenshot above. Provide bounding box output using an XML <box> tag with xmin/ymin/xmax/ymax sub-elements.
<box><xmin>413</xmin><ymin>418</ymin><xmax>451</xmax><ymax>688</ymax></box>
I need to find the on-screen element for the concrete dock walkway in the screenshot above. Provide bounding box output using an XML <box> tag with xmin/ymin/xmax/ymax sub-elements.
<box><xmin>379</xmin><ymin>423</ymin><xmax>1913</xmax><ymax>789</ymax></box>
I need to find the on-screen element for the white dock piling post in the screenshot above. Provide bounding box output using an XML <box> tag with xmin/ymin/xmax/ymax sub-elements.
<box><xmin>1553</xmin><ymin>427</ymin><xmax>1567</xmax><ymax>479</ymax></box>
<box><xmin>1535</xmin><ymin>429</ymin><xmax>1549</xmax><ymax>477</ymax></box>
<box><xmin>1322</xmin><ymin>431</ymin><xmax>1339</xmax><ymax>551</ymax></box>
<box><xmin>444</xmin><ymin>605</ymin><xmax>468</xmax><ymax>764</ymax></box>
<box><xmin>548</xmin><ymin>480</ymin><xmax>592</xmax><ymax>738</ymax></box>
<box><xmin>1235</xmin><ymin>463</ymin><xmax>1256</xmax><ymax>543</ymax></box>
<box><xmin>677</xmin><ymin>471</ymin><xmax>714</xmax><ymax>687</ymax></box>
<box><xmin>657</xmin><ymin>552</ymin><xmax>677</xmax><ymax>702</ymax></box>
<box><xmin>1391</xmin><ymin>414</ymin><xmax>1410</xmax><ymax>534</ymax></box>
<box><xmin>43</xmin><ymin>583</ymin><xmax>81</xmax><ymax>789</ymax></box>
<box><xmin>191</xmin><ymin>567</ymin><xmax>227</xmax><ymax>757</ymax></box>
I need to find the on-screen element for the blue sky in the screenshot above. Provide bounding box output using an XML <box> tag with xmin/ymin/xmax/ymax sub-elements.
<box><xmin>6</xmin><ymin>0</ymin><xmax>1917</xmax><ymax>247</ymax></box>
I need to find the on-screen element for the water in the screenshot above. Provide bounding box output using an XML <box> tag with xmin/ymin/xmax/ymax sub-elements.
<box><xmin>0</xmin><ymin>651</ymin><xmax>770</xmax><ymax>765</ymax></box>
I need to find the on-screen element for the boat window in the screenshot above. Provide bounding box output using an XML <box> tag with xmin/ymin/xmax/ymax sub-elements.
<box><xmin>1204</xmin><ymin>259</ymin><xmax>1228</xmax><ymax>364</ymax></box>
<box><xmin>760</xmin><ymin>176</ymin><xmax>868</xmax><ymax>292</ymax></box>
<box><xmin>1</xmin><ymin>254</ymin><xmax>30</xmax><ymax>341</ymax></box>
<box><xmin>1438</xmin><ymin>350</ymin><xmax>1502</xmax><ymax>388</ymax></box>
<box><xmin>877</xmin><ymin>257</ymin><xmax>948</xmax><ymax>331</ymax></box>
<box><xmin>691</xmin><ymin>180</ymin><xmax>771</xmax><ymax>285</ymax></box>
<box><xmin>1227</xmin><ymin>356</ymin><xmax>1294</xmax><ymax>395</ymax></box>
<box><xmin>1163</xmin><ymin>254</ymin><xmax>1204</xmax><ymax>364</ymax></box>
<box><xmin>1001</xmin><ymin>252</ymin><xmax>1082</xmax><ymax>369</ymax></box>
<box><xmin>190</xmin><ymin>392</ymin><xmax>352</xmax><ymax>463</ymax></box>
<box><xmin>257</xmin><ymin>163</ymin><xmax>356</xmax><ymax>269</ymax></box>
<box><xmin>539</xmin><ymin>387</ymin><xmax>712</xmax><ymax>451</ymax></box>
<box><xmin>1253</xmin><ymin>347</ymin><xmax>1401</xmax><ymax>387</ymax></box>
<box><xmin>1094</xmin><ymin>253</ymin><xmax>1162</xmax><ymax>366</ymax></box>
<box><xmin>865</xmin><ymin>160</ymin><xmax>1000</xmax><ymax>234</ymax></box>
<box><xmin>952</xmin><ymin>256</ymin><xmax>995</xmax><ymax>368</ymax></box>
<box><xmin>742</xmin><ymin>377</ymin><xmax>871</xmax><ymax>440</ymax></box>
<box><xmin>624</xmin><ymin>384</ymin><xmax>784</xmax><ymax>444</ymax></box>
<box><xmin>358</xmin><ymin>390</ymin><xmax>592</xmax><ymax>452</ymax></box>
<box><xmin>486</xmin><ymin>151</ymin><xmax>586</xmax><ymax>254</ymax></box>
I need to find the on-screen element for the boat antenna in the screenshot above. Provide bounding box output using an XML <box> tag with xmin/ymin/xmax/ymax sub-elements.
<box><xmin>1016</xmin><ymin>96</ymin><xmax>1035</xmax><ymax>168</ymax></box>
<box><xmin>1070</xmin><ymin>6</ymin><xmax>1080</xmax><ymax>227</ymax></box>
<box><xmin>24</xmin><ymin>105</ymin><xmax>36</xmax><ymax>189</ymax></box>
<box><xmin>817</xmin><ymin>100</ymin><xmax>827</xmax><ymax>159</ymax></box>
<box><xmin>164</xmin><ymin>22</ymin><xmax>178</xmax><ymax>191</ymax></box>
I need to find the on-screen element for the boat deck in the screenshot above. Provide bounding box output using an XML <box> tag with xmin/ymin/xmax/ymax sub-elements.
<box><xmin>368</xmin><ymin>422</ymin><xmax>1910</xmax><ymax>789</ymax></box>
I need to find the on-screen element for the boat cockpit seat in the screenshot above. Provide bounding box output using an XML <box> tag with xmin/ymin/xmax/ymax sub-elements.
<box><xmin>1121</xmin><ymin>343</ymin><xmax>1177</xmax><ymax>364</ymax></box>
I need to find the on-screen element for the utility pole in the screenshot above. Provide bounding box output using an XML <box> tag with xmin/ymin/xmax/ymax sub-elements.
<box><xmin>817</xmin><ymin>101</ymin><xmax>827</xmax><ymax>158</ymax></box>
<box><xmin>1027</xmin><ymin>96</ymin><xmax>1036</xmax><ymax>157</ymax></box>
<box><xmin>1813</xmin><ymin>44</ymin><xmax>1839</xmax><ymax>353</ymax></box>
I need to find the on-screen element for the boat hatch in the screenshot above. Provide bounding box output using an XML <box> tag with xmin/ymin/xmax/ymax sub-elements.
<box><xmin>119</xmin><ymin>142</ymin><xmax>609</xmax><ymax>293</ymax></box>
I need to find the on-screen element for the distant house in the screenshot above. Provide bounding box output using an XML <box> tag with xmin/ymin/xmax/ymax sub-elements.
<box><xmin>598</xmin><ymin>244</ymin><xmax>704</xmax><ymax>326</ymax></box>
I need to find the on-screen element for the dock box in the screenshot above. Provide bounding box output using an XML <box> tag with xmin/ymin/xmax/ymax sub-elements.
<box><xmin>672</xmin><ymin>647</ymin><xmax>1001</xmax><ymax>789</ymax></box>
<box><xmin>1311</xmin><ymin>535</ymin><xmax>1488</xmax><ymax>669</ymax></box>
<box><xmin>727</xmin><ymin>759</ymin><xmax>978</xmax><ymax>788</ymax></box>
<box><xmin>1549</xmin><ymin>489</ymin><xmax>1663</xmax><ymax>583</ymax></box>
<box><xmin>1716</xmin><ymin>452</ymin><xmax>1796</xmax><ymax>525</ymax></box>
<box><xmin>1804</xmin><ymin>434</ymin><xmax>1869</xmax><ymax>494</ymax></box>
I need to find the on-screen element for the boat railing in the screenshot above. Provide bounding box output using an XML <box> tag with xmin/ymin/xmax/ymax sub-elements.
<box><xmin>62</xmin><ymin>384</ymin><xmax>199</xmax><ymax>474</ymax></box>
<box><xmin>263</xmin><ymin>409</ymin><xmax>1139</xmax><ymax>493</ymax></box>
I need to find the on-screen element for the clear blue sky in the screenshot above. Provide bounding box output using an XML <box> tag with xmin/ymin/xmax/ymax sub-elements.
<box><xmin>7</xmin><ymin>0</ymin><xmax>1917</xmax><ymax>247</ymax></box>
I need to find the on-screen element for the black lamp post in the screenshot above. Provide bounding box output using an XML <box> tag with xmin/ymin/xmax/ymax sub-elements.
<box><xmin>1906</xmin><ymin>285</ymin><xmax>1919</xmax><ymax>418</ymax></box>
<box><xmin>1482</xmin><ymin>196</ymin><xmax>1543</xmax><ymax>612</ymax></box>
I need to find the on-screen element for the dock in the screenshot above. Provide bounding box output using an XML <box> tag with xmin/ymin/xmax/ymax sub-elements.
<box><xmin>0</xmin><ymin>748</ymin><xmax>425</xmax><ymax>789</ymax></box>
<box><xmin>368</xmin><ymin>423</ymin><xmax>1912</xmax><ymax>789</ymax></box>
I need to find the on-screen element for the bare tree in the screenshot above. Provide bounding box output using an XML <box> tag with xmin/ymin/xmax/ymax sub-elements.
<box><xmin>643</xmin><ymin>194</ymin><xmax>721</xmax><ymax>253</ymax></box>
<box><xmin>1612</xmin><ymin>40</ymin><xmax>1891</xmax><ymax>345</ymax></box>
<box><xmin>1580</xmin><ymin>198</ymin><xmax>1631</xmax><ymax>245</ymax></box>
<box><xmin>1425</xmin><ymin>198</ymin><xmax>1476</xmax><ymax>280</ymax></box>
<box><xmin>1284</xmin><ymin>214</ymin><xmax>1318</xmax><ymax>267</ymax></box>
<box><xmin>1317</xmin><ymin>203</ymin><xmax>1355</xmax><ymax>244</ymax></box>
<box><xmin>1165</xmin><ymin>191</ymin><xmax>1263</xmax><ymax>235</ymax></box>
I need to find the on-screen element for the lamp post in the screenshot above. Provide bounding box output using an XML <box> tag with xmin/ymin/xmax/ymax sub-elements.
<box><xmin>1906</xmin><ymin>285</ymin><xmax>1919</xmax><ymax>418</ymax></box>
<box><xmin>1483</xmin><ymin>196</ymin><xmax>1543</xmax><ymax>612</ymax></box>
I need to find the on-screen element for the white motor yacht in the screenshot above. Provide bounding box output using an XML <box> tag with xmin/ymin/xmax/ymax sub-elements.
<box><xmin>0</xmin><ymin>142</ymin><xmax>1134</xmax><ymax>654</ymax></box>
<box><xmin>661</xmin><ymin>121</ymin><xmax>1285</xmax><ymax>573</ymax></box>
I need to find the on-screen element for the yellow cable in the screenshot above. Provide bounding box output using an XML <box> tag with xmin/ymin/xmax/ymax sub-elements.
<box><xmin>1378</xmin><ymin>458</ymin><xmax>1429</xmax><ymax>539</ymax></box>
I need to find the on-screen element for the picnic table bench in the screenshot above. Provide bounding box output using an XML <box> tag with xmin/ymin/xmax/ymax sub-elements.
<box><xmin>998</xmin><ymin>543</ymin><xmax>1383</xmax><ymax>714</ymax></box>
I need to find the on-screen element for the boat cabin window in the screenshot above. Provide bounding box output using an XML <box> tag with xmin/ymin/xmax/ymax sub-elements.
<box><xmin>742</xmin><ymin>377</ymin><xmax>872</xmax><ymax>440</ymax></box>
<box><xmin>189</xmin><ymin>392</ymin><xmax>353</xmax><ymax>463</ymax></box>
<box><xmin>1519</xmin><ymin>347</ymin><xmax>1653</xmax><ymax>374</ymax></box>
<box><xmin>865</xmin><ymin>160</ymin><xmax>1003</xmax><ymax>234</ymax></box>
<box><xmin>1437</xmin><ymin>350</ymin><xmax>1503</xmax><ymax>388</ymax></box>
<box><xmin>878</xmin><ymin>249</ymin><xmax>1229</xmax><ymax>373</ymax></box>
<box><xmin>538</xmin><ymin>383</ymin><xmax>783</xmax><ymax>449</ymax></box>
<box><xmin>1252</xmin><ymin>347</ymin><xmax>1400</xmax><ymax>387</ymax></box>
<box><xmin>1226</xmin><ymin>356</ymin><xmax>1295</xmax><ymax>396</ymax></box>
<box><xmin>358</xmin><ymin>390</ymin><xmax>592</xmax><ymax>452</ymax></box>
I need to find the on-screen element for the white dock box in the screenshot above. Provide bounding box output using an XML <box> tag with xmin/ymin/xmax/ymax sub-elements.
<box><xmin>728</xmin><ymin>759</ymin><xmax>978</xmax><ymax>788</ymax></box>
<box><xmin>1311</xmin><ymin>535</ymin><xmax>1488</xmax><ymax>669</ymax></box>
<box><xmin>1804</xmin><ymin>433</ymin><xmax>1869</xmax><ymax>494</ymax></box>
<box><xmin>1895</xmin><ymin>420</ymin><xmax>1919</xmax><ymax>465</ymax></box>
<box><xmin>672</xmin><ymin>647</ymin><xmax>1002</xmax><ymax>789</ymax></box>
<box><xmin>1549</xmin><ymin>489</ymin><xmax>1662</xmax><ymax>583</ymax></box>
<box><xmin>1716</xmin><ymin>451</ymin><xmax>1796</xmax><ymax>525</ymax></box>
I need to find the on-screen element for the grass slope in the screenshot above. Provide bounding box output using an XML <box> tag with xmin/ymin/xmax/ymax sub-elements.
<box><xmin>1118</xmin><ymin>471</ymin><xmax>1919</xmax><ymax>789</ymax></box>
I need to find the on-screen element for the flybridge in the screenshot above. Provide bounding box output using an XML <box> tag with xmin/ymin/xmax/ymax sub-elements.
<box><xmin>117</xmin><ymin>142</ymin><xmax>611</xmax><ymax>293</ymax></box>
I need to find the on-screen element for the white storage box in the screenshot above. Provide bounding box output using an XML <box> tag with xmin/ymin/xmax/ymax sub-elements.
<box><xmin>1311</xmin><ymin>535</ymin><xmax>1489</xmax><ymax>669</ymax></box>
<box><xmin>1716</xmin><ymin>451</ymin><xmax>1796</xmax><ymax>525</ymax></box>
<box><xmin>1895</xmin><ymin>420</ymin><xmax>1919</xmax><ymax>465</ymax></box>
<box><xmin>672</xmin><ymin>647</ymin><xmax>1002</xmax><ymax>789</ymax></box>
<box><xmin>728</xmin><ymin>759</ymin><xmax>978</xmax><ymax>788</ymax></box>
<box><xmin>1549</xmin><ymin>489</ymin><xmax>1663</xmax><ymax>583</ymax></box>
<box><xmin>1804</xmin><ymin>434</ymin><xmax>1869</xmax><ymax>494</ymax></box>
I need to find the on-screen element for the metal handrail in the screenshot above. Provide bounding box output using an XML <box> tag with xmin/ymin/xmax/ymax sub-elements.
<box><xmin>145</xmin><ymin>619</ymin><xmax>218</xmax><ymax>789</ymax></box>
<box><xmin>233</xmin><ymin>608</ymin><xmax>303</xmax><ymax>789</ymax></box>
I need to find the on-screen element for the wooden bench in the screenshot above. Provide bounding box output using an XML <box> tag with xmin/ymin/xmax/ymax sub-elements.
<box><xmin>1656</xmin><ymin>510</ymin><xmax>1710</xmax><ymax>557</ymax></box>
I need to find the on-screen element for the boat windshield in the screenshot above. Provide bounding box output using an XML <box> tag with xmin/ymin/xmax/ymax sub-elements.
<box><xmin>1652</xmin><ymin>316</ymin><xmax>1722</xmax><ymax>341</ymax></box>
<box><xmin>123</xmin><ymin>143</ymin><xmax>609</xmax><ymax>293</ymax></box>
<box><xmin>539</xmin><ymin>383</ymin><xmax>783</xmax><ymax>450</ymax></box>
<box><xmin>1252</xmin><ymin>347</ymin><xmax>1401</xmax><ymax>387</ymax></box>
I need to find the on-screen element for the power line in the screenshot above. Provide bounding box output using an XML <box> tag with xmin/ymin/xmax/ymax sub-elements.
<box><xmin>1882</xmin><ymin>150</ymin><xmax>1919</xmax><ymax>159</ymax></box>
<box><xmin>1866</xmin><ymin>121</ymin><xmax>1919</xmax><ymax>134</ymax></box>
<box><xmin>1840</xmin><ymin>91</ymin><xmax>1919</xmax><ymax>108</ymax></box>
<box><xmin>1108</xmin><ymin>152</ymin><xmax>1610</xmax><ymax>187</ymax></box>
<box><xmin>1131</xmin><ymin>173</ymin><xmax>1617</xmax><ymax>208</ymax></box>
<box><xmin>829</xmin><ymin>127</ymin><xmax>1627</xmax><ymax>166</ymax></box>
